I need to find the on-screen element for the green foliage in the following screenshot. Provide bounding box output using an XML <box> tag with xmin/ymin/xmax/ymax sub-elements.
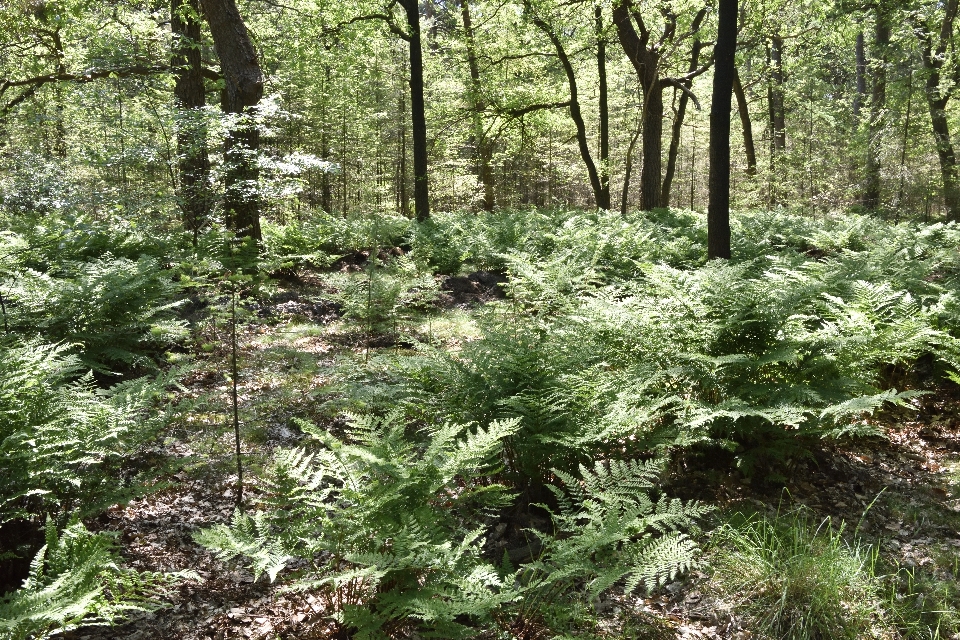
<box><xmin>4</xmin><ymin>254</ymin><xmax>186</xmax><ymax>371</ymax></box>
<box><xmin>260</xmin><ymin>218</ymin><xmax>337</xmax><ymax>271</ymax></box>
<box><xmin>0</xmin><ymin>340</ymin><xmax>173</xmax><ymax>525</ymax></box>
<box><xmin>0</xmin><ymin>516</ymin><xmax>186</xmax><ymax>640</ymax></box>
<box><xmin>326</xmin><ymin>255</ymin><xmax>438</xmax><ymax>335</ymax></box>
<box><xmin>523</xmin><ymin>459</ymin><xmax>710</xmax><ymax>601</ymax></box>
<box><xmin>707</xmin><ymin>509</ymin><xmax>898</xmax><ymax>640</ymax></box>
<box><xmin>197</xmin><ymin>412</ymin><xmax>522</xmax><ymax>638</ymax></box>
<box><xmin>399</xmin><ymin>210</ymin><xmax>960</xmax><ymax>477</ymax></box>
<box><xmin>197</xmin><ymin>412</ymin><xmax>710</xmax><ymax>637</ymax></box>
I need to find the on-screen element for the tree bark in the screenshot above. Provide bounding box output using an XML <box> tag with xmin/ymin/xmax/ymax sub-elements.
<box><xmin>663</xmin><ymin>38</ymin><xmax>705</xmax><ymax>206</ymax></box>
<box><xmin>201</xmin><ymin>0</ymin><xmax>264</xmax><ymax>243</ymax></box>
<box><xmin>853</xmin><ymin>30</ymin><xmax>866</xmax><ymax>118</ymax></box>
<box><xmin>768</xmin><ymin>35</ymin><xmax>786</xmax><ymax>156</ymax></box>
<box><xmin>916</xmin><ymin>0</ymin><xmax>960</xmax><ymax>221</ymax></box>
<box><xmin>530</xmin><ymin>11</ymin><xmax>607</xmax><ymax>210</ymax></box>
<box><xmin>596</xmin><ymin>5</ymin><xmax>611</xmax><ymax>210</ymax></box>
<box><xmin>862</xmin><ymin>13</ymin><xmax>889</xmax><ymax>211</ymax></box>
<box><xmin>399</xmin><ymin>0</ymin><xmax>431</xmax><ymax>221</ymax></box>
<box><xmin>461</xmin><ymin>0</ymin><xmax>495</xmax><ymax>211</ymax></box>
<box><xmin>708</xmin><ymin>0</ymin><xmax>736</xmax><ymax>260</ymax></box>
<box><xmin>733</xmin><ymin>68</ymin><xmax>756</xmax><ymax>176</ymax></box>
<box><xmin>172</xmin><ymin>0</ymin><xmax>211</xmax><ymax>242</ymax></box>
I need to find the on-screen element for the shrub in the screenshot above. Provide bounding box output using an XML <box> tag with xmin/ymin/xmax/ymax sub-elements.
<box><xmin>517</xmin><ymin>458</ymin><xmax>710</xmax><ymax>607</ymax></box>
<box><xmin>197</xmin><ymin>413</ymin><xmax>709</xmax><ymax>638</ymax></box>
<box><xmin>399</xmin><ymin>236</ymin><xmax>957</xmax><ymax>476</ymax></box>
<box><xmin>326</xmin><ymin>255</ymin><xmax>438</xmax><ymax>336</ymax></box>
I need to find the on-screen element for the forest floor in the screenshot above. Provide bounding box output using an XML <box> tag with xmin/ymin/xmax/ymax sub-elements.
<box><xmin>71</xmin><ymin>269</ymin><xmax>960</xmax><ymax>640</ymax></box>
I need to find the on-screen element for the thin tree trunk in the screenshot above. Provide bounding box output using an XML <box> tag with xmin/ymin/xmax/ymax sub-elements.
<box><xmin>853</xmin><ymin>30</ymin><xmax>866</xmax><ymax>118</ymax></box>
<box><xmin>530</xmin><ymin>13</ymin><xmax>607</xmax><ymax>209</ymax></box>
<box><xmin>663</xmin><ymin>39</ymin><xmax>705</xmax><ymax>206</ymax></box>
<box><xmin>621</xmin><ymin>112</ymin><xmax>642</xmax><ymax>215</ymax></box>
<box><xmin>596</xmin><ymin>5</ymin><xmax>611</xmax><ymax>210</ymax></box>
<box><xmin>461</xmin><ymin>0</ymin><xmax>494</xmax><ymax>211</ymax></box>
<box><xmin>172</xmin><ymin>0</ymin><xmax>210</xmax><ymax>242</ymax></box>
<box><xmin>708</xmin><ymin>0</ymin><xmax>737</xmax><ymax>260</ymax></box>
<box><xmin>897</xmin><ymin>69</ymin><xmax>914</xmax><ymax>208</ymax></box>
<box><xmin>917</xmin><ymin>0</ymin><xmax>960</xmax><ymax>221</ymax></box>
<box><xmin>201</xmin><ymin>0</ymin><xmax>264</xmax><ymax>244</ymax></box>
<box><xmin>398</xmin><ymin>74</ymin><xmax>409</xmax><ymax>216</ymax></box>
<box><xmin>399</xmin><ymin>0</ymin><xmax>431</xmax><ymax>221</ymax></box>
<box><xmin>862</xmin><ymin>14</ymin><xmax>889</xmax><ymax>211</ymax></box>
<box><xmin>768</xmin><ymin>35</ymin><xmax>786</xmax><ymax>156</ymax></box>
<box><xmin>733</xmin><ymin>68</ymin><xmax>756</xmax><ymax>176</ymax></box>
<box><xmin>321</xmin><ymin>65</ymin><xmax>332</xmax><ymax>213</ymax></box>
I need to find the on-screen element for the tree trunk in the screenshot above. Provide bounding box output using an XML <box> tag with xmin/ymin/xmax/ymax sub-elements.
<box><xmin>461</xmin><ymin>0</ymin><xmax>494</xmax><ymax>211</ymax></box>
<box><xmin>596</xmin><ymin>5</ymin><xmax>610</xmax><ymax>210</ymax></box>
<box><xmin>853</xmin><ymin>30</ymin><xmax>866</xmax><ymax>118</ymax></box>
<box><xmin>917</xmin><ymin>0</ymin><xmax>960</xmax><ymax>221</ymax></box>
<box><xmin>768</xmin><ymin>35</ymin><xmax>786</xmax><ymax>156</ymax></box>
<box><xmin>927</xmin><ymin>95</ymin><xmax>960</xmax><ymax>221</ymax></box>
<box><xmin>621</xmin><ymin>112</ymin><xmax>642</xmax><ymax>215</ymax></box>
<box><xmin>640</xmin><ymin>81</ymin><xmax>663</xmax><ymax>210</ymax></box>
<box><xmin>663</xmin><ymin>39</ymin><xmax>705</xmax><ymax>206</ymax></box>
<box><xmin>733</xmin><ymin>68</ymin><xmax>756</xmax><ymax>176</ymax></box>
<box><xmin>708</xmin><ymin>0</ymin><xmax>736</xmax><ymax>260</ymax></box>
<box><xmin>201</xmin><ymin>0</ymin><xmax>264</xmax><ymax>244</ymax></box>
<box><xmin>613</xmin><ymin>0</ymin><xmax>707</xmax><ymax>211</ymax></box>
<box><xmin>862</xmin><ymin>14</ymin><xmax>889</xmax><ymax>211</ymax></box>
<box><xmin>320</xmin><ymin>66</ymin><xmax>332</xmax><ymax>213</ymax></box>
<box><xmin>399</xmin><ymin>0</ymin><xmax>431</xmax><ymax>221</ymax></box>
<box><xmin>531</xmin><ymin>12</ymin><xmax>607</xmax><ymax>210</ymax></box>
<box><xmin>172</xmin><ymin>0</ymin><xmax>210</xmax><ymax>242</ymax></box>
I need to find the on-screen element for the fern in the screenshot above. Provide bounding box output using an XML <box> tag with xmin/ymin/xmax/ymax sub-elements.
<box><xmin>0</xmin><ymin>516</ymin><xmax>188</xmax><ymax>640</ymax></box>
<box><xmin>518</xmin><ymin>458</ymin><xmax>710</xmax><ymax>605</ymax></box>
<box><xmin>4</xmin><ymin>254</ymin><xmax>185</xmax><ymax>371</ymax></box>
<box><xmin>197</xmin><ymin>413</ymin><xmax>522</xmax><ymax>638</ymax></box>
<box><xmin>0</xmin><ymin>340</ymin><xmax>175</xmax><ymax>525</ymax></box>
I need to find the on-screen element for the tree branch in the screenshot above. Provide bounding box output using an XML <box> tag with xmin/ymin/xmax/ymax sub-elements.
<box><xmin>323</xmin><ymin>3</ymin><xmax>409</xmax><ymax>42</ymax></box>
<box><xmin>661</xmin><ymin>77</ymin><xmax>701</xmax><ymax>110</ymax></box>
<box><xmin>498</xmin><ymin>100</ymin><xmax>571</xmax><ymax>118</ymax></box>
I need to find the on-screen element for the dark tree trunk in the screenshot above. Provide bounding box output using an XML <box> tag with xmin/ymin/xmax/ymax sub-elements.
<box><xmin>172</xmin><ymin>0</ymin><xmax>210</xmax><ymax>242</ymax></box>
<box><xmin>461</xmin><ymin>0</ymin><xmax>494</xmax><ymax>211</ymax></box>
<box><xmin>917</xmin><ymin>0</ymin><xmax>960</xmax><ymax>221</ymax></box>
<box><xmin>399</xmin><ymin>0</ymin><xmax>431</xmax><ymax>221</ymax></box>
<box><xmin>663</xmin><ymin>38</ymin><xmax>705</xmax><ymax>206</ymax></box>
<box><xmin>320</xmin><ymin>66</ymin><xmax>332</xmax><ymax>213</ymax></box>
<box><xmin>768</xmin><ymin>35</ymin><xmax>786</xmax><ymax>156</ymax></box>
<box><xmin>530</xmin><ymin>12</ymin><xmax>607</xmax><ymax>210</ymax></box>
<box><xmin>621</xmin><ymin>113</ymin><xmax>642</xmax><ymax>215</ymax></box>
<box><xmin>853</xmin><ymin>30</ymin><xmax>866</xmax><ymax>118</ymax></box>
<box><xmin>596</xmin><ymin>5</ymin><xmax>611</xmax><ymax>210</ymax></box>
<box><xmin>614</xmin><ymin>0</ymin><xmax>708</xmax><ymax>211</ymax></box>
<box><xmin>708</xmin><ymin>0</ymin><xmax>737</xmax><ymax>260</ymax></box>
<box><xmin>862</xmin><ymin>14</ymin><xmax>889</xmax><ymax>211</ymax></box>
<box><xmin>640</xmin><ymin>82</ymin><xmax>664</xmax><ymax>210</ymax></box>
<box><xmin>733</xmin><ymin>68</ymin><xmax>756</xmax><ymax>176</ymax></box>
<box><xmin>201</xmin><ymin>0</ymin><xmax>264</xmax><ymax>243</ymax></box>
